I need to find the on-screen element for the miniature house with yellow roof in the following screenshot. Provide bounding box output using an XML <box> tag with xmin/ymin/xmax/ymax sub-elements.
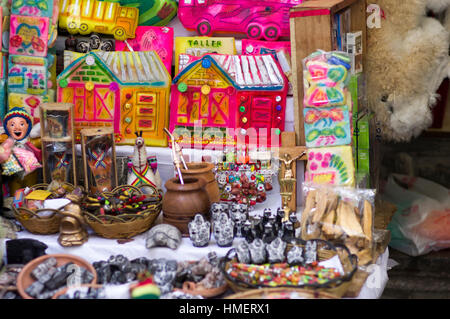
<box><xmin>56</xmin><ymin>50</ymin><xmax>171</xmax><ymax>146</ymax></box>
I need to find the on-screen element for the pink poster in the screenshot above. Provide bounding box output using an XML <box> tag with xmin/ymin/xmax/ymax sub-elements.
<box><xmin>9</xmin><ymin>15</ymin><xmax>49</xmax><ymax>57</ymax></box>
<box><xmin>116</xmin><ymin>26</ymin><xmax>174</xmax><ymax>76</ymax></box>
<box><xmin>242</xmin><ymin>39</ymin><xmax>291</xmax><ymax>56</ymax></box>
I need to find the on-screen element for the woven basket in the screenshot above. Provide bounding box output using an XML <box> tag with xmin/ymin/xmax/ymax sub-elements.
<box><xmin>11</xmin><ymin>183</ymin><xmax>76</xmax><ymax>235</ymax></box>
<box><xmin>226</xmin><ymin>287</ymin><xmax>339</xmax><ymax>299</ymax></box>
<box><xmin>83</xmin><ymin>185</ymin><xmax>163</xmax><ymax>239</ymax></box>
<box><xmin>220</xmin><ymin>239</ymin><xmax>357</xmax><ymax>298</ymax></box>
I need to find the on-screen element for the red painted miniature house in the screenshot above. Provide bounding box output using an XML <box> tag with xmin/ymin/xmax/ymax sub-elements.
<box><xmin>169</xmin><ymin>54</ymin><xmax>288</xmax><ymax>148</ymax></box>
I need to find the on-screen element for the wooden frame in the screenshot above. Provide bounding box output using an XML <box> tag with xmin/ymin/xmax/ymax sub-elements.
<box><xmin>39</xmin><ymin>103</ymin><xmax>77</xmax><ymax>185</ymax></box>
<box><xmin>289</xmin><ymin>0</ymin><xmax>367</xmax><ymax>145</ymax></box>
<box><xmin>80</xmin><ymin>127</ymin><xmax>118</xmax><ymax>195</ymax></box>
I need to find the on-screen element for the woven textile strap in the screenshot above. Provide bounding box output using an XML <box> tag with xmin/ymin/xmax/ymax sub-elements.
<box><xmin>130</xmin><ymin>163</ymin><xmax>157</xmax><ymax>188</ymax></box>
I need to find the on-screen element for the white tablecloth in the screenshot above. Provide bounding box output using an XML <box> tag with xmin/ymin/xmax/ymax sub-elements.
<box><xmin>5</xmin><ymin>171</ymin><xmax>388</xmax><ymax>299</ymax></box>
<box><xmin>3</xmin><ymin>139</ymin><xmax>387</xmax><ymax>299</ymax></box>
<box><xmin>3</xmin><ymin>18</ymin><xmax>389</xmax><ymax>299</ymax></box>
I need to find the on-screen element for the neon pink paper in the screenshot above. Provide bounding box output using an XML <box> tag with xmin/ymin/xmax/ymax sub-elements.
<box><xmin>115</xmin><ymin>26</ymin><xmax>174</xmax><ymax>76</ymax></box>
<box><xmin>242</xmin><ymin>39</ymin><xmax>291</xmax><ymax>56</ymax></box>
<box><xmin>13</xmin><ymin>147</ymin><xmax>42</xmax><ymax>174</ymax></box>
<box><xmin>178</xmin><ymin>0</ymin><xmax>303</xmax><ymax>41</ymax></box>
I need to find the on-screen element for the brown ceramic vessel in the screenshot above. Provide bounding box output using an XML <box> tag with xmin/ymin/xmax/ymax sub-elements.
<box><xmin>162</xmin><ymin>177</ymin><xmax>211</xmax><ymax>235</ymax></box>
<box><xmin>180</xmin><ymin>162</ymin><xmax>220</xmax><ymax>204</ymax></box>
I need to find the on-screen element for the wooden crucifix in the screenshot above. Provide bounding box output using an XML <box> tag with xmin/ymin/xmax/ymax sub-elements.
<box><xmin>277</xmin><ymin>132</ymin><xmax>307</xmax><ymax>216</ymax></box>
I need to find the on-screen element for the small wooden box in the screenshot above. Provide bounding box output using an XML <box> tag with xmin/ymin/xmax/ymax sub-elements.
<box><xmin>80</xmin><ymin>127</ymin><xmax>118</xmax><ymax>195</ymax></box>
<box><xmin>289</xmin><ymin>0</ymin><xmax>367</xmax><ymax>145</ymax></box>
<box><xmin>39</xmin><ymin>103</ymin><xmax>77</xmax><ymax>185</ymax></box>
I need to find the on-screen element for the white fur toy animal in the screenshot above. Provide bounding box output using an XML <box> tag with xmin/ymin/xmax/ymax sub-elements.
<box><xmin>366</xmin><ymin>0</ymin><xmax>450</xmax><ymax>142</ymax></box>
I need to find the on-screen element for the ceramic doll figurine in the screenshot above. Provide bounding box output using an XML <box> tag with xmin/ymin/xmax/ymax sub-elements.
<box><xmin>249</xmin><ymin>239</ymin><xmax>266</xmax><ymax>264</ymax></box>
<box><xmin>188</xmin><ymin>214</ymin><xmax>211</xmax><ymax>247</ymax></box>
<box><xmin>0</xmin><ymin>108</ymin><xmax>42</xmax><ymax>178</ymax></box>
<box><xmin>212</xmin><ymin>212</ymin><xmax>234</xmax><ymax>247</ymax></box>
<box><xmin>287</xmin><ymin>246</ymin><xmax>304</xmax><ymax>266</ymax></box>
<box><xmin>266</xmin><ymin>237</ymin><xmax>286</xmax><ymax>264</ymax></box>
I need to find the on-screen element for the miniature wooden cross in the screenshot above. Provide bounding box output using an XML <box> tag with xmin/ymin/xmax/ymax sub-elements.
<box><xmin>277</xmin><ymin>132</ymin><xmax>307</xmax><ymax>215</ymax></box>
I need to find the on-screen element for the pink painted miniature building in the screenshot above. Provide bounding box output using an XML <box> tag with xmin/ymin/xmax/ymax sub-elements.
<box><xmin>169</xmin><ymin>53</ymin><xmax>288</xmax><ymax>148</ymax></box>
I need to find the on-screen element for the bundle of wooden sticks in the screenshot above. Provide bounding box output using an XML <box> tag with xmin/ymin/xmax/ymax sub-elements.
<box><xmin>300</xmin><ymin>187</ymin><xmax>374</xmax><ymax>266</ymax></box>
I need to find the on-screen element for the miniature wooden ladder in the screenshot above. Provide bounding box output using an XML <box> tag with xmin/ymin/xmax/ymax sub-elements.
<box><xmin>278</xmin><ymin>132</ymin><xmax>307</xmax><ymax>214</ymax></box>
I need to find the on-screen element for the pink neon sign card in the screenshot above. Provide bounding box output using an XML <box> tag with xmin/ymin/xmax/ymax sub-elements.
<box><xmin>116</xmin><ymin>26</ymin><xmax>174</xmax><ymax>76</ymax></box>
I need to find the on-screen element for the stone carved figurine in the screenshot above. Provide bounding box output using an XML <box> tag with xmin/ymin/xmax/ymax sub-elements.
<box><xmin>266</xmin><ymin>237</ymin><xmax>286</xmax><ymax>263</ymax></box>
<box><xmin>210</xmin><ymin>202</ymin><xmax>228</xmax><ymax>222</ymax></box>
<box><xmin>262</xmin><ymin>222</ymin><xmax>276</xmax><ymax>244</ymax></box>
<box><xmin>235</xmin><ymin>240</ymin><xmax>251</xmax><ymax>264</ymax></box>
<box><xmin>146</xmin><ymin>224</ymin><xmax>182</xmax><ymax>250</ymax></box>
<box><xmin>248</xmin><ymin>239</ymin><xmax>266</xmax><ymax>264</ymax></box>
<box><xmin>287</xmin><ymin>246</ymin><xmax>304</xmax><ymax>265</ymax></box>
<box><xmin>188</xmin><ymin>214</ymin><xmax>211</xmax><ymax>247</ymax></box>
<box><xmin>150</xmin><ymin>258</ymin><xmax>178</xmax><ymax>295</ymax></box>
<box><xmin>305</xmin><ymin>241</ymin><xmax>318</xmax><ymax>265</ymax></box>
<box><xmin>242</xmin><ymin>220</ymin><xmax>254</xmax><ymax>243</ymax></box>
<box><xmin>212</xmin><ymin>212</ymin><xmax>234</xmax><ymax>247</ymax></box>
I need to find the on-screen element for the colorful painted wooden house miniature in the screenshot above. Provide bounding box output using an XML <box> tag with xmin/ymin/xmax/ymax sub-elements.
<box><xmin>169</xmin><ymin>54</ymin><xmax>287</xmax><ymax>148</ymax></box>
<box><xmin>57</xmin><ymin>50</ymin><xmax>171</xmax><ymax>146</ymax></box>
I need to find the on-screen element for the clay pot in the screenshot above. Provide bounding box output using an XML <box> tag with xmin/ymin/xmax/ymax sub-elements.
<box><xmin>180</xmin><ymin>162</ymin><xmax>220</xmax><ymax>204</ymax></box>
<box><xmin>162</xmin><ymin>177</ymin><xmax>211</xmax><ymax>236</ymax></box>
<box><xmin>16</xmin><ymin>254</ymin><xmax>97</xmax><ymax>299</ymax></box>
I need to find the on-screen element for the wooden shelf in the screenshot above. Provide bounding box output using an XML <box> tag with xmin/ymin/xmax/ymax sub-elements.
<box><xmin>41</xmin><ymin>136</ymin><xmax>73</xmax><ymax>143</ymax></box>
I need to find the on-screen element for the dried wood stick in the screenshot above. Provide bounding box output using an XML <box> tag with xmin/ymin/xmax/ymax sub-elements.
<box><xmin>362</xmin><ymin>200</ymin><xmax>373</xmax><ymax>242</ymax></box>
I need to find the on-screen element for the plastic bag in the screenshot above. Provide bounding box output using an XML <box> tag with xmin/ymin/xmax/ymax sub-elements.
<box><xmin>300</xmin><ymin>183</ymin><xmax>376</xmax><ymax>266</ymax></box>
<box><xmin>302</xmin><ymin>50</ymin><xmax>351</xmax><ymax>108</ymax></box>
<box><xmin>382</xmin><ymin>174</ymin><xmax>450</xmax><ymax>256</ymax></box>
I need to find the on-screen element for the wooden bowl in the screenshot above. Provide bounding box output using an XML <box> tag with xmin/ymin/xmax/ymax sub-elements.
<box><xmin>226</xmin><ymin>288</ymin><xmax>339</xmax><ymax>299</ymax></box>
<box><xmin>16</xmin><ymin>254</ymin><xmax>97</xmax><ymax>299</ymax></box>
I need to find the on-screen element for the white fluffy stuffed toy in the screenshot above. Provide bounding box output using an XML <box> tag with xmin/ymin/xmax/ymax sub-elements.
<box><xmin>366</xmin><ymin>0</ymin><xmax>450</xmax><ymax>142</ymax></box>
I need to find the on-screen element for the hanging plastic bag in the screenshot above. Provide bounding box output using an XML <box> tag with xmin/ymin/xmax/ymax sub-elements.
<box><xmin>382</xmin><ymin>174</ymin><xmax>450</xmax><ymax>256</ymax></box>
<box><xmin>301</xmin><ymin>183</ymin><xmax>376</xmax><ymax>266</ymax></box>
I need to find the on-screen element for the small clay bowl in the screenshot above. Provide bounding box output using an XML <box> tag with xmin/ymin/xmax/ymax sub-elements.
<box><xmin>16</xmin><ymin>254</ymin><xmax>97</xmax><ymax>299</ymax></box>
<box><xmin>176</xmin><ymin>281</ymin><xmax>228</xmax><ymax>298</ymax></box>
<box><xmin>52</xmin><ymin>284</ymin><xmax>103</xmax><ymax>299</ymax></box>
